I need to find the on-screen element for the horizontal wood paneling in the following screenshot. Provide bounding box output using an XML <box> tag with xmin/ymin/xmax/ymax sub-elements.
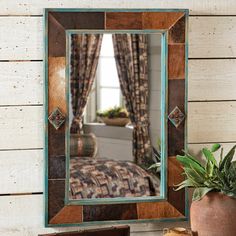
<box><xmin>1</xmin><ymin>59</ymin><xmax>236</xmax><ymax>107</ymax></box>
<box><xmin>188</xmin><ymin>101</ymin><xmax>236</xmax><ymax>143</ymax></box>
<box><xmin>0</xmin><ymin>17</ymin><xmax>43</xmax><ymax>60</ymax></box>
<box><xmin>0</xmin><ymin>0</ymin><xmax>236</xmax><ymax>15</ymax></box>
<box><xmin>189</xmin><ymin>59</ymin><xmax>236</xmax><ymax>101</ymax></box>
<box><xmin>189</xmin><ymin>17</ymin><xmax>236</xmax><ymax>58</ymax></box>
<box><xmin>0</xmin><ymin>61</ymin><xmax>43</xmax><ymax>105</ymax></box>
<box><xmin>1</xmin><ymin>16</ymin><xmax>236</xmax><ymax>60</ymax></box>
<box><xmin>0</xmin><ymin>150</ymin><xmax>43</xmax><ymax>194</ymax></box>
<box><xmin>0</xmin><ymin>106</ymin><xmax>43</xmax><ymax>150</ymax></box>
<box><xmin>1</xmin><ymin>102</ymin><xmax>235</xmax><ymax>150</ymax></box>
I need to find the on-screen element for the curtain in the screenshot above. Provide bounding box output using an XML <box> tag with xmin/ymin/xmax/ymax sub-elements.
<box><xmin>112</xmin><ymin>34</ymin><xmax>151</xmax><ymax>165</ymax></box>
<box><xmin>70</xmin><ymin>34</ymin><xmax>103</xmax><ymax>133</ymax></box>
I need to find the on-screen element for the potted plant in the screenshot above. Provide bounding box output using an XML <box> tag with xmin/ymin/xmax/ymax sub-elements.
<box><xmin>176</xmin><ymin>144</ymin><xmax>236</xmax><ymax>236</ymax></box>
<box><xmin>96</xmin><ymin>106</ymin><xmax>130</xmax><ymax>127</ymax></box>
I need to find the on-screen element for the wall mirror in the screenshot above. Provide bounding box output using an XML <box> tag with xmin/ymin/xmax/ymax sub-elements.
<box><xmin>45</xmin><ymin>9</ymin><xmax>188</xmax><ymax>227</ymax></box>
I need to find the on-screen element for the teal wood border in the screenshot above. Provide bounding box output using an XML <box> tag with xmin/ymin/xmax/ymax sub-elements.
<box><xmin>44</xmin><ymin>9</ymin><xmax>49</xmax><ymax>226</ymax></box>
<box><xmin>64</xmin><ymin>30</ymin><xmax>168</xmax><ymax>206</ymax></box>
<box><xmin>45</xmin><ymin>8</ymin><xmax>188</xmax><ymax>13</ymax></box>
<box><xmin>44</xmin><ymin>8</ymin><xmax>189</xmax><ymax>227</ymax></box>
<box><xmin>184</xmin><ymin>9</ymin><xmax>190</xmax><ymax>220</ymax></box>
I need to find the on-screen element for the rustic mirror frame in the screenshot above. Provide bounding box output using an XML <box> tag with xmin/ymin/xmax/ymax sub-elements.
<box><xmin>44</xmin><ymin>8</ymin><xmax>188</xmax><ymax>227</ymax></box>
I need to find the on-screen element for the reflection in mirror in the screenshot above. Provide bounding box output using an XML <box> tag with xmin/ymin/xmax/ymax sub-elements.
<box><xmin>68</xmin><ymin>33</ymin><xmax>163</xmax><ymax>201</ymax></box>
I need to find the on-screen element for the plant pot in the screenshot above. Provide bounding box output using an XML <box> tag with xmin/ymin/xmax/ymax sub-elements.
<box><xmin>190</xmin><ymin>192</ymin><xmax>236</xmax><ymax>236</ymax></box>
<box><xmin>100</xmin><ymin>117</ymin><xmax>130</xmax><ymax>127</ymax></box>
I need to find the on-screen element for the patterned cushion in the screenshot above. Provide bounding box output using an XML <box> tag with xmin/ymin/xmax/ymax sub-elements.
<box><xmin>69</xmin><ymin>156</ymin><xmax>160</xmax><ymax>199</ymax></box>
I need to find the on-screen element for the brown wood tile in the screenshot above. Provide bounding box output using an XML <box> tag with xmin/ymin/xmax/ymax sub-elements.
<box><xmin>168</xmin><ymin>187</ymin><xmax>186</xmax><ymax>215</ymax></box>
<box><xmin>137</xmin><ymin>202</ymin><xmax>183</xmax><ymax>219</ymax></box>
<box><xmin>143</xmin><ymin>12</ymin><xmax>184</xmax><ymax>30</ymax></box>
<box><xmin>49</xmin><ymin>205</ymin><xmax>83</xmax><ymax>224</ymax></box>
<box><xmin>48</xmin><ymin>179</ymin><xmax>65</xmax><ymax>221</ymax></box>
<box><xmin>168</xmin><ymin>16</ymin><xmax>186</xmax><ymax>44</ymax></box>
<box><xmin>106</xmin><ymin>12</ymin><xmax>142</xmax><ymax>29</ymax></box>
<box><xmin>50</xmin><ymin>12</ymin><xmax>105</xmax><ymax>30</ymax></box>
<box><xmin>168</xmin><ymin>44</ymin><xmax>185</xmax><ymax>79</ymax></box>
<box><xmin>168</xmin><ymin>79</ymin><xmax>185</xmax><ymax>156</ymax></box>
<box><xmin>168</xmin><ymin>156</ymin><xmax>184</xmax><ymax>186</ymax></box>
<box><xmin>83</xmin><ymin>204</ymin><xmax>137</xmax><ymax>222</ymax></box>
<box><xmin>48</xmin><ymin>12</ymin><xmax>104</xmax><ymax>57</ymax></box>
<box><xmin>48</xmin><ymin>14</ymin><xmax>66</xmax><ymax>57</ymax></box>
<box><xmin>48</xmin><ymin>125</ymin><xmax>65</xmax><ymax>157</ymax></box>
<box><xmin>49</xmin><ymin>155</ymin><xmax>66</xmax><ymax>179</ymax></box>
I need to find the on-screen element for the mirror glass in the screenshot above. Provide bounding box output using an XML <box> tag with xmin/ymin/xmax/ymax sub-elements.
<box><xmin>67</xmin><ymin>33</ymin><xmax>164</xmax><ymax>201</ymax></box>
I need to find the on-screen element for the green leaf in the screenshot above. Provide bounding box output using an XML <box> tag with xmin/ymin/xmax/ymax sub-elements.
<box><xmin>184</xmin><ymin>167</ymin><xmax>205</xmax><ymax>184</ymax></box>
<box><xmin>211</xmin><ymin>143</ymin><xmax>221</xmax><ymax>152</ymax></box>
<box><xmin>174</xmin><ymin>179</ymin><xmax>196</xmax><ymax>191</ymax></box>
<box><xmin>229</xmin><ymin>161</ymin><xmax>236</xmax><ymax>182</ymax></box>
<box><xmin>219</xmin><ymin>145</ymin><xmax>236</xmax><ymax>171</ymax></box>
<box><xmin>182</xmin><ymin>151</ymin><xmax>204</xmax><ymax>168</ymax></box>
<box><xmin>214</xmin><ymin>169</ymin><xmax>227</xmax><ymax>187</ymax></box>
<box><xmin>192</xmin><ymin>187</ymin><xmax>213</xmax><ymax>201</ymax></box>
<box><xmin>219</xmin><ymin>148</ymin><xmax>224</xmax><ymax>167</ymax></box>
<box><xmin>206</xmin><ymin>159</ymin><xmax>214</xmax><ymax>177</ymax></box>
<box><xmin>202</xmin><ymin>148</ymin><xmax>217</xmax><ymax>166</ymax></box>
<box><xmin>177</xmin><ymin>155</ymin><xmax>206</xmax><ymax>176</ymax></box>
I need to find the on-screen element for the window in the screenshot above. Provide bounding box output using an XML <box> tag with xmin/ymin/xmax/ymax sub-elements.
<box><xmin>85</xmin><ymin>34</ymin><xmax>123</xmax><ymax>123</ymax></box>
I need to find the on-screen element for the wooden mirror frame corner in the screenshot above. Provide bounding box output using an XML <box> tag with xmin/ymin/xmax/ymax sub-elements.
<box><xmin>44</xmin><ymin>8</ymin><xmax>189</xmax><ymax>227</ymax></box>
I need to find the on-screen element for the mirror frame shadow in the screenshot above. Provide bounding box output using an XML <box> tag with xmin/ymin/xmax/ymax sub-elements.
<box><xmin>44</xmin><ymin>8</ymin><xmax>189</xmax><ymax>227</ymax></box>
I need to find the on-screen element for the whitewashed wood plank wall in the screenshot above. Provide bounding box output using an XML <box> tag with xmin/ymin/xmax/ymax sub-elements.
<box><xmin>0</xmin><ymin>1</ymin><xmax>236</xmax><ymax>236</ymax></box>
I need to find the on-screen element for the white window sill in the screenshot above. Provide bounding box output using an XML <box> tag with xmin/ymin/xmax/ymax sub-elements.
<box><xmin>83</xmin><ymin>123</ymin><xmax>133</xmax><ymax>140</ymax></box>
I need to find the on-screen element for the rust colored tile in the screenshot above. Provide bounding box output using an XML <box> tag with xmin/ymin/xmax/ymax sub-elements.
<box><xmin>168</xmin><ymin>187</ymin><xmax>186</xmax><ymax>215</ymax></box>
<box><xmin>49</xmin><ymin>205</ymin><xmax>83</xmax><ymax>224</ymax></box>
<box><xmin>168</xmin><ymin>16</ymin><xmax>186</xmax><ymax>44</ymax></box>
<box><xmin>143</xmin><ymin>12</ymin><xmax>184</xmax><ymax>30</ymax></box>
<box><xmin>83</xmin><ymin>204</ymin><xmax>137</xmax><ymax>222</ymax></box>
<box><xmin>168</xmin><ymin>44</ymin><xmax>185</xmax><ymax>79</ymax></box>
<box><xmin>106</xmin><ymin>12</ymin><xmax>142</xmax><ymax>29</ymax></box>
<box><xmin>168</xmin><ymin>80</ymin><xmax>185</xmax><ymax>156</ymax></box>
<box><xmin>168</xmin><ymin>156</ymin><xmax>184</xmax><ymax>187</ymax></box>
<box><xmin>137</xmin><ymin>202</ymin><xmax>183</xmax><ymax>219</ymax></box>
<box><xmin>49</xmin><ymin>155</ymin><xmax>66</xmax><ymax>179</ymax></box>
<box><xmin>48</xmin><ymin>57</ymin><xmax>66</xmax><ymax>114</ymax></box>
<box><xmin>48</xmin><ymin>179</ymin><xmax>65</xmax><ymax>221</ymax></box>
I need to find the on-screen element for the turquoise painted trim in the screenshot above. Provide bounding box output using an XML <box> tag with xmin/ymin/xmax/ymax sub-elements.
<box><xmin>160</xmin><ymin>31</ymin><xmax>168</xmax><ymax>199</ymax></box>
<box><xmin>65</xmin><ymin>30</ymin><xmax>168</xmax><ymax>205</ymax></box>
<box><xmin>45</xmin><ymin>8</ymin><xmax>188</xmax><ymax>13</ymax></box>
<box><xmin>46</xmin><ymin>216</ymin><xmax>188</xmax><ymax>228</ymax></box>
<box><xmin>184</xmin><ymin>10</ymin><xmax>190</xmax><ymax>220</ymax></box>
<box><xmin>64</xmin><ymin>31</ymin><xmax>71</xmax><ymax>206</ymax></box>
<box><xmin>44</xmin><ymin>8</ymin><xmax>189</xmax><ymax>227</ymax></box>
<box><xmin>43</xmin><ymin>8</ymin><xmax>49</xmax><ymax>227</ymax></box>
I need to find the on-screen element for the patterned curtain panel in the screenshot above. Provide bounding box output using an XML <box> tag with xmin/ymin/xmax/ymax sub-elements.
<box><xmin>70</xmin><ymin>34</ymin><xmax>103</xmax><ymax>133</ymax></box>
<box><xmin>112</xmin><ymin>34</ymin><xmax>151</xmax><ymax>165</ymax></box>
